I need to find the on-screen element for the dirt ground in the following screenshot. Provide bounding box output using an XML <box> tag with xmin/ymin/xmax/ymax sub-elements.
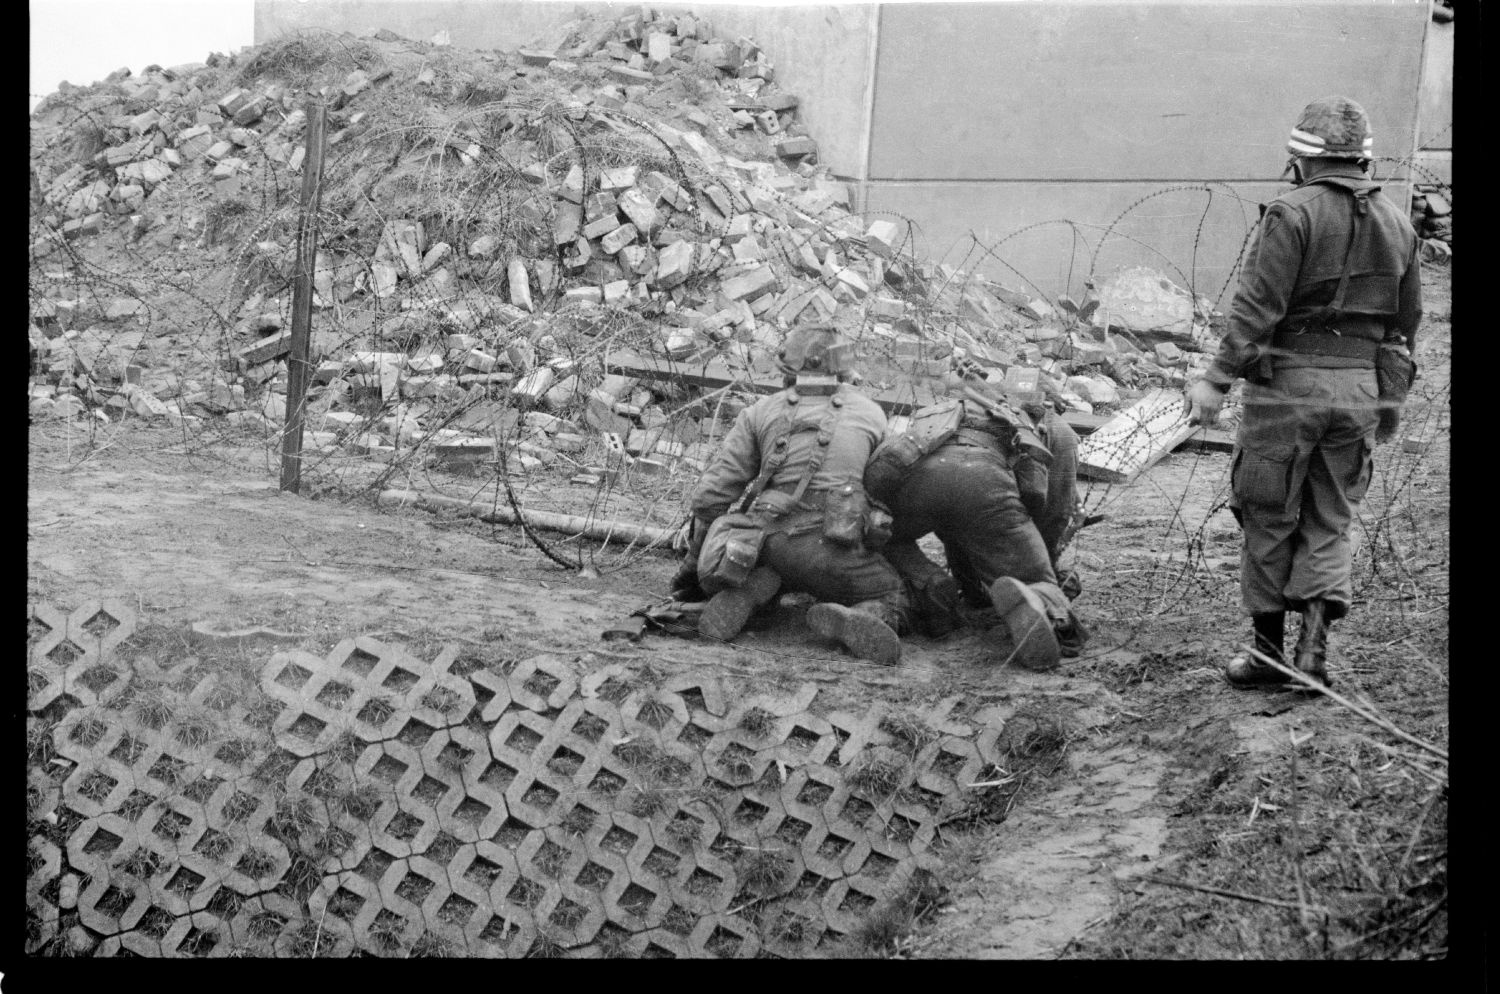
<box><xmin>26</xmin><ymin>263</ymin><xmax>1450</xmax><ymax>960</ymax></box>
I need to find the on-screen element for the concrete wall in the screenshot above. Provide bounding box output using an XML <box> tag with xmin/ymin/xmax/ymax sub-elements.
<box><xmin>255</xmin><ymin>0</ymin><xmax>1433</xmax><ymax>301</ymax></box>
<box><xmin>863</xmin><ymin>1</ymin><xmax>1428</xmax><ymax>301</ymax></box>
<box><xmin>1415</xmin><ymin>10</ymin><xmax>1451</xmax><ymax>185</ymax></box>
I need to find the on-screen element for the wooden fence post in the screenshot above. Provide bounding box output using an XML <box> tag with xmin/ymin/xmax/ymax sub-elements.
<box><xmin>280</xmin><ymin>100</ymin><xmax>328</xmax><ymax>493</ymax></box>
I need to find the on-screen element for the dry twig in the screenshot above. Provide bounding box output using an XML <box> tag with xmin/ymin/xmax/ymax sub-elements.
<box><xmin>1245</xmin><ymin>647</ymin><xmax>1448</xmax><ymax>764</ymax></box>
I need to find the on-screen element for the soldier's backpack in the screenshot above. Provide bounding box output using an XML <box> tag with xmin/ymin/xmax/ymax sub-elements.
<box><xmin>863</xmin><ymin>398</ymin><xmax>965</xmax><ymax>505</ymax></box>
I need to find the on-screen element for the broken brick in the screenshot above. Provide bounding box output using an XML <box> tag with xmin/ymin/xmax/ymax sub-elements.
<box><xmin>601</xmin><ymin>223</ymin><xmax>639</xmax><ymax>255</ymax></box>
<box><xmin>774</xmin><ymin>136</ymin><xmax>817</xmax><ymax>159</ymax></box>
<box><xmin>599</xmin><ymin>166</ymin><xmax>639</xmax><ymax>190</ymax></box>
<box><xmin>239</xmin><ymin>330</ymin><xmax>291</xmax><ymax>365</ymax></box>
<box><xmin>721</xmin><ymin>265</ymin><xmax>777</xmax><ymax>302</ymax></box>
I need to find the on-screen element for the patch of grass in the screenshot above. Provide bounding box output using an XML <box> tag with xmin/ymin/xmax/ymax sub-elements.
<box><xmin>593</xmin><ymin>923</ymin><xmax>633</xmax><ymax>959</ymax></box>
<box><xmin>411</xmin><ymin>932</ymin><xmax>457</xmax><ymax>958</ymax></box>
<box><xmin>842</xmin><ymin>868</ymin><xmax>945</xmax><ymax>958</ymax></box>
<box><xmin>323</xmin><ymin>726</ymin><xmax>364</xmax><ymax>767</ymax></box>
<box><xmin>117</xmin><ymin>847</ymin><xmax>164</xmax><ymax>880</ymax></box>
<box><xmin>665</xmin><ymin>815</ymin><xmax>701</xmax><ymax>851</ymax></box>
<box><xmin>247</xmin><ymin>909</ymin><xmax>287</xmax><ymax>943</ymax></box>
<box><xmin>266</xmin><ymin>796</ymin><xmax>320</xmax><ymax>845</ymax></box>
<box><xmin>237</xmin><ymin>847</ymin><xmax>279</xmax><ymax>881</ymax></box>
<box><xmin>737</xmin><ymin>850</ymin><xmax>790</xmax><ymax>898</ymax></box>
<box><xmin>737</xmin><ymin>706</ymin><xmax>776</xmax><ymax>737</ymax></box>
<box><xmin>280</xmin><ymin>852</ymin><xmax>325</xmax><ymax>901</ymax></box>
<box><xmin>846</xmin><ymin>752</ymin><xmax>908</xmax><ymax>802</ymax></box>
<box><xmin>335</xmin><ymin>783</ymin><xmax>383</xmax><ymax>821</ymax></box>
<box><xmin>195</xmin><ymin>831</ymin><xmax>236</xmax><ymax>862</ymax></box>
<box><xmin>285</xmin><ymin>917</ymin><xmax>340</xmax><ymax>958</ymax></box>
<box><xmin>175</xmin><ymin>709</ymin><xmax>218</xmax><ymax>749</ymax></box>
<box><xmin>365</xmin><ymin>912</ymin><xmax>407</xmax><ymax>954</ymax></box>
<box><xmin>630</xmin><ymin>786</ymin><xmax>668</xmax><ymax>818</ymax></box>
<box><xmin>312</xmin><ymin>825</ymin><xmax>356</xmax><ymax>860</ymax></box>
<box><xmin>26</xmin><ymin>717</ymin><xmax>60</xmax><ymax>766</ymax></box>
<box><xmin>526</xmin><ymin>934</ymin><xmax>567</xmax><ymax>959</ymax></box>
<box><xmin>637</xmin><ymin>698</ymin><xmax>675</xmax><ymax>729</ymax></box>
<box><xmin>420</xmin><ymin>686</ymin><xmax>464</xmax><ymax>717</ymax></box>
<box><xmin>242</xmin><ymin>692</ymin><xmax>283</xmax><ymax>732</ymax></box>
<box><xmin>133</xmin><ymin>693</ymin><xmax>178</xmax><ymax>731</ymax></box>
<box><xmin>880</xmin><ymin>710</ymin><xmax>939</xmax><ymax>758</ymax></box>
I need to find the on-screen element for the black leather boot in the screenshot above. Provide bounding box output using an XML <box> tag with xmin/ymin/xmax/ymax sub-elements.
<box><xmin>1293</xmin><ymin>600</ymin><xmax>1332</xmax><ymax>687</ymax></box>
<box><xmin>1225</xmin><ymin>612</ymin><xmax>1287</xmax><ymax>687</ymax></box>
<box><xmin>913</xmin><ymin>573</ymin><xmax>963</xmax><ymax>638</ymax></box>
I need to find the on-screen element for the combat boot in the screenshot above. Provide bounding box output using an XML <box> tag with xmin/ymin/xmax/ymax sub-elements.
<box><xmin>913</xmin><ymin>573</ymin><xmax>963</xmax><ymax>638</ymax></box>
<box><xmin>987</xmin><ymin>577</ymin><xmax>1061</xmax><ymax>671</ymax></box>
<box><xmin>1293</xmin><ymin>600</ymin><xmax>1333</xmax><ymax>688</ymax></box>
<box><xmin>806</xmin><ymin>600</ymin><xmax>902</xmax><ymax>666</ymax></box>
<box><xmin>1055</xmin><ymin>609</ymin><xmax>1090</xmax><ymax>658</ymax></box>
<box><xmin>1225</xmin><ymin>612</ymin><xmax>1288</xmax><ymax>687</ymax></box>
<box><xmin>698</xmin><ymin>568</ymin><xmax>782</xmax><ymax>643</ymax></box>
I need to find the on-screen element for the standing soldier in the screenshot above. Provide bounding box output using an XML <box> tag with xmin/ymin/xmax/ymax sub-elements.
<box><xmin>671</xmin><ymin>325</ymin><xmax>913</xmax><ymax>665</ymax></box>
<box><xmin>1185</xmin><ymin>96</ymin><xmax>1422</xmax><ymax>688</ymax></box>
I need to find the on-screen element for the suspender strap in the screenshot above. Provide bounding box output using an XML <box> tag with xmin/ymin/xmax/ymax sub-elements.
<box><xmin>1326</xmin><ymin>190</ymin><xmax>1369</xmax><ymax>317</ymax></box>
<box><xmin>734</xmin><ymin>392</ymin><xmax>846</xmax><ymax>514</ymax></box>
<box><xmin>786</xmin><ymin>399</ymin><xmax>843</xmax><ymax>505</ymax></box>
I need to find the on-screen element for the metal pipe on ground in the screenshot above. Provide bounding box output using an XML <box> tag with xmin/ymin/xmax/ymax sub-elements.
<box><xmin>377</xmin><ymin>488</ymin><xmax>684</xmax><ymax>552</ymax></box>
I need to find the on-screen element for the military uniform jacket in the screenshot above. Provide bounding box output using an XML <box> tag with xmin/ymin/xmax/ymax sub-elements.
<box><xmin>690</xmin><ymin>383</ymin><xmax>887</xmax><ymax>520</ymax></box>
<box><xmin>1205</xmin><ymin>162</ymin><xmax>1422</xmax><ymax>389</ymax></box>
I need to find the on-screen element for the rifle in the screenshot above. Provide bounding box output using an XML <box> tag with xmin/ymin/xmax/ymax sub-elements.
<box><xmin>1055</xmin><ymin>506</ymin><xmax>1107</xmax><ymax>557</ymax></box>
<box><xmin>950</xmin><ymin>356</ymin><xmax>1054</xmax><ymax>466</ymax></box>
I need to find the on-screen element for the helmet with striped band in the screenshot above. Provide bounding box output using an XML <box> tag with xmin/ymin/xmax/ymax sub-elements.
<box><xmin>1286</xmin><ymin>96</ymin><xmax>1373</xmax><ymax>161</ymax></box>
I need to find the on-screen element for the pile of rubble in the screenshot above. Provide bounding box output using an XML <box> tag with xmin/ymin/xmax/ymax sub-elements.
<box><xmin>28</xmin><ymin>7</ymin><xmax>1225</xmax><ymax>476</ymax></box>
<box><xmin>1409</xmin><ymin>184</ymin><xmax>1452</xmax><ymax>251</ymax></box>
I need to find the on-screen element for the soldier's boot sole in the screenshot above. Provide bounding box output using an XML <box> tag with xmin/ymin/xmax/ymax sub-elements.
<box><xmin>806</xmin><ymin>604</ymin><xmax>901</xmax><ymax>666</ymax></box>
<box><xmin>698</xmin><ymin>568</ymin><xmax>781</xmax><ymax>642</ymax></box>
<box><xmin>988</xmin><ymin>577</ymin><xmax>1061</xmax><ymax>671</ymax></box>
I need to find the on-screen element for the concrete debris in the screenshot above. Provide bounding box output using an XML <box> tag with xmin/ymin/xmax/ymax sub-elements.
<box><xmin>1409</xmin><ymin>183</ymin><xmax>1453</xmax><ymax>249</ymax></box>
<box><xmin>27</xmin><ymin>10</ymin><xmax>1224</xmax><ymax>463</ymax></box>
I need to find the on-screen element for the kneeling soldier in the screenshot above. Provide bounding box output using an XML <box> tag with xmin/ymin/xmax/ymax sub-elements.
<box><xmin>671</xmin><ymin>325</ymin><xmax>913</xmax><ymax>665</ymax></box>
<box><xmin>870</xmin><ymin>373</ymin><xmax>1087</xmax><ymax>671</ymax></box>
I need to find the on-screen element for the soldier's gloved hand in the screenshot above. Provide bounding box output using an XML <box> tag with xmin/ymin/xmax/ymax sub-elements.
<box><xmin>1185</xmin><ymin>379</ymin><xmax>1226</xmax><ymax>427</ymax></box>
<box><xmin>670</xmin><ymin>562</ymin><xmax>708</xmax><ymax>603</ymax></box>
<box><xmin>1375</xmin><ymin>407</ymin><xmax>1401</xmax><ymax>444</ymax></box>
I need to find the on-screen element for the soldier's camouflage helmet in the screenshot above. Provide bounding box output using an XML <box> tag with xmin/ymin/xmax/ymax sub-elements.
<box><xmin>777</xmin><ymin>324</ymin><xmax>854</xmax><ymax>376</ymax></box>
<box><xmin>1286</xmin><ymin>95</ymin><xmax>1373</xmax><ymax>161</ymax></box>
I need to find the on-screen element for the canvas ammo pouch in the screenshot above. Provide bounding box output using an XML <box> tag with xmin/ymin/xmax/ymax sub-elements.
<box><xmin>1375</xmin><ymin>342</ymin><xmax>1416</xmax><ymax>407</ymax></box>
<box><xmin>821</xmin><ymin>482</ymin><xmax>870</xmax><ymax>547</ymax></box>
<box><xmin>863</xmin><ymin>398</ymin><xmax>965</xmax><ymax>504</ymax></box>
<box><xmin>697</xmin><ymin>512</ymin><xmax>767</xmax><ymax>589</ymax></box>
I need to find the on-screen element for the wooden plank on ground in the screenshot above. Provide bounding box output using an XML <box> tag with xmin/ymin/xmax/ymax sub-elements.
<box><xmin>605</xmin><ymin>351</ymin><xmax>1232</xmax><ymax>452</ymax></box>
<box><xmin>1076</xmin><ymin>387</ymin><xmax>1208</xmax><ymax>483</ymax></box>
